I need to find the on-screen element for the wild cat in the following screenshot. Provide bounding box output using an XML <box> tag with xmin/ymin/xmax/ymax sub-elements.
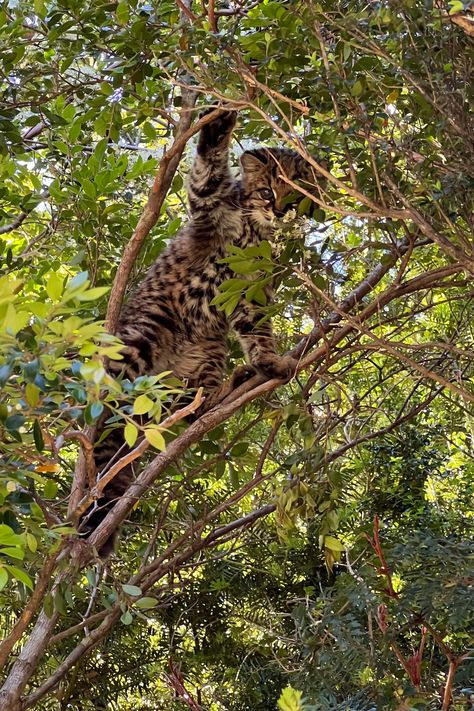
<box><xmin>82</xmin><ymin>108</ymin><xmax>322</xmax><ymax>554</ymax></box>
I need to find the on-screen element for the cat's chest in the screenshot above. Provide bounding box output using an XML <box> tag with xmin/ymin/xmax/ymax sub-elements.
<box><xmin>179</xmin><ymin>253</ymin><xmax>230</xmax><ymax>328</ymax></box>
<box><xmin>181</xmin><ymin>222</ymin><xmax>267</xmax><ymax>311</ymax></box>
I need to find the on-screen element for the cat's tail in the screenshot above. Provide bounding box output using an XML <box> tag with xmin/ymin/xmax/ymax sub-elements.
<box><xmin>78</xmin><ymin>335</ymin><xmax>153</xmax><ymax>556</ymax></box>
<box><xmin>78</xmin><ymin>425</ymin><xmax>137</xmax><ymax>558</ymax></box>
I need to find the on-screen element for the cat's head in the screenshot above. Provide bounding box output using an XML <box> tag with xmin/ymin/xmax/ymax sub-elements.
<box><xmin>239</xmin><ymin>147</ymin><xmax>326</xmax><ymax>225</ymax></box>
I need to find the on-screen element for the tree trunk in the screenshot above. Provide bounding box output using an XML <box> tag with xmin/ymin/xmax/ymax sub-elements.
<box><xmin>0</xmin><ymin>610</ymin><xmax>59</xmax><ymax>710</ymax></box>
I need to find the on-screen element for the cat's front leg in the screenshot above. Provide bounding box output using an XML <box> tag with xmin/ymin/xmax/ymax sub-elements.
<box><xmin>197</xmin><ymin>107</ymin><xmax>237</xmax><ymax>154</ymax></box>
<box><xmin>188</xmin><ymin>106</ymin><xmax>237</xmax><ymax>219</ymax></box>
<box><xmin>250</xmin><ymin>350</ymin><xmax>297</xmax><ymax>381</ymax></box>
<box><xmin>231</xmin><ymin>303</ymin><xmax>297</xmax><ymax>382</ymax></box>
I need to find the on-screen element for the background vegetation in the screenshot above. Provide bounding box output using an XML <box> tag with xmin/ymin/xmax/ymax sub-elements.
<box><xmin>0</xmin><ymin>0</ymin><xmax>473</xmax><ymax>708</ymax></box>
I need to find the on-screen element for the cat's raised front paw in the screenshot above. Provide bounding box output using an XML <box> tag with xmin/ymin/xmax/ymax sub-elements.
<box><xmin>198</xmin><ymin>106</ymin><xmax>237</xmax><ymax>147</ymax></box>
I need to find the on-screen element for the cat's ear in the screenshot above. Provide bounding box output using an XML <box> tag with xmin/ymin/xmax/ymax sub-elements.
<box><xmin>240</xmin><ymin>149</ymin><xmax>269</xmax><ymax>175</ymax></box>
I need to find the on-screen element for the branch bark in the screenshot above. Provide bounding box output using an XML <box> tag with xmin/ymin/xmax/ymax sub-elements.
<box><xmin>0</xmin><ymin>610</ymin><xmax>60</xmax><ymax>711</ymax></box>
<box><xmin>0</xmin><ymin>552</ymin><xmax>60</xmax><ymax>671</ymax></box>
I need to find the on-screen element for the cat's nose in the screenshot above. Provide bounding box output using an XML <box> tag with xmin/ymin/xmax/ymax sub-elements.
<box><xmin>274</xmin><ymin>207</ymin><xmax>285</xmax><ymax>218</ymax></box>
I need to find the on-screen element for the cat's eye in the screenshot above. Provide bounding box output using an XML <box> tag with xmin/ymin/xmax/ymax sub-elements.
<box><xmin>259</xmin><ymin>188</ymin><xmax>274</xmax><ymax>201</ymax></box>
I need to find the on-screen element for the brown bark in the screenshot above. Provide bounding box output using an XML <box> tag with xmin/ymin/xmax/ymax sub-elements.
<box><xmin>0</xmin><ymin>610</ymin><xmax>59</xmax><ymax>710</ymax></box>
<box><xmin>0</xmin><ymin>552</ymin><xmax>60</xmax><ymax>671</ymax></box>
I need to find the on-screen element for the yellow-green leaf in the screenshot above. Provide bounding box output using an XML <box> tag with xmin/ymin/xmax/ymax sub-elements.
<box><xmin>5</xmin><ymin>565</ymin><xmax>33</xmax><ymax>590</ymax></box>
<box><xmin>133</xmin><ymin>394</ymin><xmax>153</xmax><ymax>415</ymax></box>
<box><xmin>324</xmin><ymin>535</ymin><xmax>345</xmax><ymax>552</ymax></box>
<box><xmin>26</xmin><ymin>533</ymin><xmax>38</xmax><ymax>553</ymax></box>
<box><xmin>278</xmin><ymin>686</ymin><xmax>304</xmax><ymax>711</ymax></box>
<box><xmin>144</xmin><ymin>428</ymin><xmax>166</xmax><ymax>451</ymax></box>
<box><xmin>124</xmin><ymin>422</ymin><xmax>138</xmax><ymax>447</ymax></box>
<box><xmin>116</xmin><ymin>0</ymin><xmax>129</xmax><ymax>25</ymax></box>
<box><xmin>136</xmin><ymin>596</ymin><xmax>158</xmax><ymax>609</ymax></box>
<box><xmin>75</xmin><ymin>286</ymin><xmax>110</xmax><ymax>302</ymax></box>
<box><xmin>46</xmin><ymin>272</ymin><xmax>63</xmax><ymax>300</ymax></box>
<box><xmin>25</xmin><ymin>383</ymin><xmax>40</xmax><ymax>407</ymax></box>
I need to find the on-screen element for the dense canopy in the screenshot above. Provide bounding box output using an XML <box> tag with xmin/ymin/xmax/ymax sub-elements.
<box><xmin>0</xmin><ymin>0</ymin><xmax>473</xmax><ymax>709</ymax></box>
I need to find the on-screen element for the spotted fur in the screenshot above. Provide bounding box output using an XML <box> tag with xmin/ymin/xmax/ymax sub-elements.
<box><xmin>81</xmin><ymin>109</ymin><xmax>322</xmax><ymax>555</ymax></box>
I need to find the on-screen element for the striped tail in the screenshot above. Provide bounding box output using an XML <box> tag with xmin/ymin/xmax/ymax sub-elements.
<box><xmin>79</xmin><ymin>340</ymin><xmax>149</xmax><ymax>557</ymax></box>
<box><xmin>79</xmin><ymin>426</ymin><xmax>137</xmax><ymax>558</ymax></box>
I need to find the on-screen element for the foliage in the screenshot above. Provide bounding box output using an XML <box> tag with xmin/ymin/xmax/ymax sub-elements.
<box><xmin>0</xmin><ymin>0</ymin><xmax>473</xmax><ymax>709</ymax></box>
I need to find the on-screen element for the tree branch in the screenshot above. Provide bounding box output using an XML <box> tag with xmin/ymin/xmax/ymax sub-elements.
<box><xmin>0</xmin><ymin>552</ymin><xmax>61</xmax><ymax>671</ymax></box>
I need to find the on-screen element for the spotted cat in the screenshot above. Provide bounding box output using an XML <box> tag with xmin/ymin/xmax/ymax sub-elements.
<box><xmin>81</xmin><ymin>108</ymin><xmax>322</xmax><ymax>554</ymax></box>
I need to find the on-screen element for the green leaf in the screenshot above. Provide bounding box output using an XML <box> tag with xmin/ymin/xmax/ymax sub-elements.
<box><xmin>5</xmin><ymin>565</ymin><xmax>33</xmax><ymax>590</ymax></box>
<box><xmin>100</xmin><ymin>82</ymin><xmax>114</xmax><ymax>96</ymax></box>
<box><xmin>219</xmin><ymin>278</ymin><xmax>249</xmax><ymax>292</ymax></box>
<box><xmin>91</xmin><ymin>402</ymin><xmax>104</xmax><ymax>419</ymax></box>
<box><xmin>231</xmin><ymin>442</ymin><xmax>249</xmax><ymax>457</ymax></box>
<box><xmin>133</xmin><ymin>394</ymin><xmax>154</xmax><ymax>415</ymax></box>
<box><xmin>144</xmin><ymin>428</ymin><xmax>166</xmax><ymax>451</ymax></box>
<box><xmin>324</xmin><ymin>535</ymin><xmax>345</xmax><ymax>552</ymax></box>
<box><xmin>26</xmin><ymin>383</ymin><xmax>40</xmax><ymax>408</ymax></box>
<box><xmin>26</xmin><ymin>533</ymin><xmax>38</xmax><ymax>553</ymax></box>
<box><xmin>448</xmin><ymin>0</ymin><xmax>464</xmax><ymax>13</ymax></box>
<box><xmin>116</xmin><ymin>0</ymin><xmax>130</xmax><ymax>25</ymax></box>
<box><xmin>75</xmin><ymin>286</ymin><xmax>110</xmax><ymax>302</ymax></box>
<box><xmin>0</xmin><ymin>365</ymin><xmax>12</xmax><ymax>386</ymax></box>
<box><xmin>228</xmin><ymin>462</ymin><xmax>239</xmax><ymax>490</ymax></box>
<box><xmin>44</xmin><ymin>480</ymin><xmax>59</xmax><ymax>499</ymax></box>
<box><xmin>0</xmin><ymin>525</ymin><xmax>24</xmax><ymax>547</ymax></box>
<box><xmin>297</xmin><ymin>195</ymin><xmax>313</xmax><ymax>216</ymax></box>
<box><xmin>53</xmin><ymin>140</ymin><xmax>69</xmax><ymax>154</ymax></box>
<box><xmin>121</xmin><ymin>610</ymin><xmax>133</xmax><ymax>625</ymax></box>
<box><xmin>51</xmin><ymin>525</ymin><xmax>76</xmax><ymax>535</ymax></box>
<box><xmin>228</xmin><ymin>260</ymin><xmax>262</xmax><ymax>275</ymax></box>
<box><xmin>124</xmin><ymin>422</ymin><xmax>138</xmax><ymax>447</ymax></box>
<box><xmin>245</xmin><ymin>282</ymin><xmax>267</xmax><ymax>305</ymax></box>
<box><xmin>1</xmin><ymin>547</ymin><xmax>25</xmax><ymax>560</ymax></box>
<box><xmin>223</xmin><ymin>293</ymin><xmax>241</xmax><ymax>316</ymax></box>
<box><xmin>46</xmin><ymin>272</ymin><xmax>63</xmax><ymax>300</ymax></box>
<box><xmin>33</xmin><ymin>420</ymin><xmax>44</xmax><ymax>453</ymax></box>
<box><xmin>81</xmin><ymin>178</ymin><xmax>96</xmax><ymax>199</ymax></box>
<box><xmin>260</xmin><ymin>240</ymin><xmax>272</xmax><ymax>259</ymax></box>
<box><xmin>34</xmin><ymin>0</ymin><xmax>45</xmax><ymax>16</ymax></box>
<box><xmin>85</xmin><ymin>402</ymin><xmax>103</xmax><ymax>424</ymax></box>
<box><xmin>54</xmin><ymin>589</ymin><xmax>67</xmax><ymax>615</ymax></box>
<box><xmin>69</xmin><ymin>118</ymin><xmax>83</xmax><ymax>141</ymax></box>
<box><xmin>135</xmin><ymin>596</ymin><xmax>158</xmax><ymax>609</ymax></box>
<box><xmin>44</xmin><ymin>592</ymin><xmax>54</xmax><ymax>618</ymax></box>
<box><xmin>0</xmin><ymin>567</ymin><xmax>8</xmax><ymax>591</ymax></box>
<box><xmin>122</xmin><ymin>584</ymin><xmax>142</xmax><ymax>597</ymax></box>
<box><xmin>351</xmin><ymin>79</ymin><xmax>363</xmax><ymax>97</ymax></box>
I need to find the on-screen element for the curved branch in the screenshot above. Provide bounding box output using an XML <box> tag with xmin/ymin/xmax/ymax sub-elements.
<box><xmin>0</xmin><ymin>211</ymin><xmax>29</xmax><ymax>235</ymax></box>
<box><xmin>0</xmin><ymin>552</ymin><xmax>61</xmax><ymax>671</ymax></box>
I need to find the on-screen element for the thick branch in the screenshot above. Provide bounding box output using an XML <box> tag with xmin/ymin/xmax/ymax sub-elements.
<box><xmin>0</xmin><ymin>552</ymin><xmax>60</xmax><ymax>671</ymax></box>
<box><xmin>0</xmin><ymin>211</ymin><xmax>29</xmax><ymax>235</ymax></box>
<box><xmin>22</xmin><ymin>609</ymin><xmax>122</xmax><ymax>709</ymax></box>
<box><xmin>0</xmin><ymin>611</ymin><xmax>60</xmax><ymax>710</ymax></box>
